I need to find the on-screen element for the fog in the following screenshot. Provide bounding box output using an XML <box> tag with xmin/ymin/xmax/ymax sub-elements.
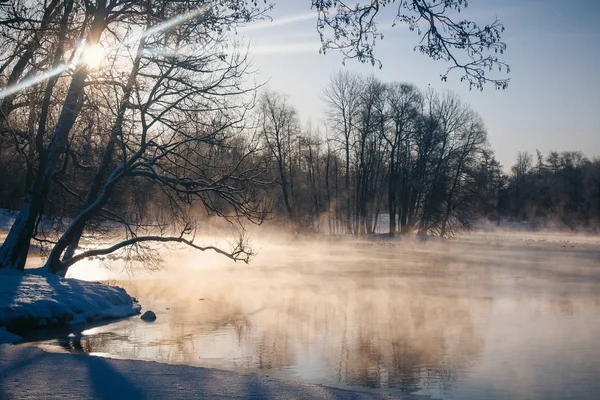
<box><xmin>42</xmin><ymin>229</ymin><xmax>600</xmax><ymax>399</ymax></box>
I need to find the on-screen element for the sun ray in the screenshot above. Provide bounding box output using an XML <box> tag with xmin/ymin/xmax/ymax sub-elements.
<box><xmin>0</xmin><ymin>5</ymin><xmax>212</xmax><ymax>99</ymax></box>
<box><xmin>240</xmin><ymin>12</ymin><xmax>315</xmax><ymax>32</ymax></box>
<box><xmin>140</xmin><ymin>5</ymin><xmax>212</xmax><ymax>40</ymax></box>
<box><xmin>0</xmin><ymin>64</ymin><xmax>70</xmax><ymax>99</ymax></box>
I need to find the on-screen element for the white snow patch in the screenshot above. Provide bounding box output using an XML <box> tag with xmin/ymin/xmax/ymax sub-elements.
<box><xmin>0</xmin><ymin>209</ymin><xmax>16</xmax><ymax>231</ymax></box>
<box><xmin>0</xmin><ymin>269</ymin><xmax>141</xmax><ymax>333</ymax></box>
<box><xmin>0</xmin><ymin>344</ymin><xmax>411</xmax><ymax>399</ymax></box>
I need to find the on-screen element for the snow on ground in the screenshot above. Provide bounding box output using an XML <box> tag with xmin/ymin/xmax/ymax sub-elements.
<box><xmin>0</xmin><ymin>328</ymin><xmax>21</xmax><ymax>344</ymax></box>
<box><xmin>0</xmin><ymin>269</ymin><xmax>141</xmax><ymax>343</ymax></box>
<box><xmin>0</xmin><ymin>209</ymin><xmax>16</xmax><ymax>231</ymax></box>
<box><xmin>0</xmin><ymin>344</ymin><xmax>411</xmax><ymax>400</ymax></box>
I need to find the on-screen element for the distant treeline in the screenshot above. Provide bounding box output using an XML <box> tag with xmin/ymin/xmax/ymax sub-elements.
<box><xmin>257</xmin><ymin>73</ymin><xmax>600</xmax><ymax>235</ymax></box>
<box><xmin>498</xmin><ymin>150</ymin><xmax>600</xmax><ymax>230</ymax></box>
<box><xmin>1</xmin><ymin>72</ymin><xmax>598</xmax><ymax>238</ymax></box>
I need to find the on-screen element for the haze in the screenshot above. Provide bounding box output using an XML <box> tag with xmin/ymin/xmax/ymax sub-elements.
<box><xmin>53</xmin><ymin>228</ymin><xmax>600</xmax><ymax>399</ymax></box>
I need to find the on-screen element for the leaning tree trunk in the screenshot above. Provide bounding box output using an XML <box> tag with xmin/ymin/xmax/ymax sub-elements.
<box><xmin>45</xmin><ymin>172</ymin><xmax>120</xmax><ymax>275</ymax></box>
<box><xmin>59</xmin><ymin>38</ymin><xmax>144</xmax><ymax>265</ymax></box>
<box><xmin>0</xmin><ymin>71</ymin><xmax>87</xmax><ymax>270</ymax></box>
<box><xmin>54</xmin><ymin>105</ymin><xmax>127</xmax><ymax>268</ymax></box>
<box><xmin>0</xmin><ymin>5</ymin><xmax>107</xmax><ymax>271</ymax></box>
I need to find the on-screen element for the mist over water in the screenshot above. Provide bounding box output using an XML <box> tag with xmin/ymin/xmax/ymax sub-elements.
<box><xmin>26</xmin><ymin>230</ymin><xmax>600</xmax><ymax>399</ymax></box>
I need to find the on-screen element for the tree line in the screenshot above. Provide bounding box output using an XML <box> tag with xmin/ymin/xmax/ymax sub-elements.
<box><xmin>260</xmin><ymin>73</ymin><xmax>490</xmax><ymax>237</ymax></box>
<box><xmin>497</xmin><ymin>150</ymin><xmax>600</xmax><ymax>229</ymax></box>
<box><xmin>257</xmin><ymin>80</ymin><xmax>600</xmax><ymax>234</ymax></box>
<box><xmin>4</xmin><ymin>62</ymin><xmax>598</xmax><ymax>245</ymax></box>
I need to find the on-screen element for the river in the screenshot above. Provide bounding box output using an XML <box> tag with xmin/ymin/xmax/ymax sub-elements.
<box><xmin>22</xmin><ymin>231</ymin><xmax>600</xmax><ymax>399</ymax></box>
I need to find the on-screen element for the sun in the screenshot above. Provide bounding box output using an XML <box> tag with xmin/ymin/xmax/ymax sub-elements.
<box><xmin>80</xmin><ymin>43</ymin><xmax>105</xmax><ymax>68</ymax></box>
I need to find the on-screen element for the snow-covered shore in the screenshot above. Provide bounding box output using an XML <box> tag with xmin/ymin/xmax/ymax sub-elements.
<box><xmin>0</xmin><ymin>344</ymin><xmax>410</xmax><ymax>400</ymax></box>
<box><xmin>0</xmin><ymin>269</ymin><xmax>141</xmax><ymax>343</ymax></box>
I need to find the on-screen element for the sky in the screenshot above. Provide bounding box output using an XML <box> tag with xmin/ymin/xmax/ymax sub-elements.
<box><xmin>236</xmin><ymin>0</ymin><xmax>600</xmax><ymax>169</ymax></box>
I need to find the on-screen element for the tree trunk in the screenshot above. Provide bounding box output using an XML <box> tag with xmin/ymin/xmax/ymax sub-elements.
<box><xmin>0</xmin><ymin>4</ymin><xmax>107</xmax><ymax>271</ymax></box>
<box><xmin>325</xmin><ymin>150</ymin><xmax>332</xmax><ymax>234</ymax></box>
<box><xmin>278</xmin><ymin>157</ymin><xmax>294</xmax><ymax>222</ymax></box>
<box><xmin>388</xmin><ymin>151</ymin><xmax>397</xmax><ymax>236</ymax></box>
<box><xmin>0</xmin><ymin>71</ymin><xmax>87</xmax><ymax>270</ymax></box>
<box><xmin>441</xmin><ymin>147</ymin><xmax>469</xmax><ymax>237</ymax></box>
<box><xmin>345</xmin><ymin>139</ymin><xmax>352</xmax><ymax>234</ymax></box>
<box><xmin>60</xmin><ymin>37</ymin><xmax>144</xmax><ymax>264</ymax></box>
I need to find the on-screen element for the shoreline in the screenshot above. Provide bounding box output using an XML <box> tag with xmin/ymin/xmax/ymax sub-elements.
<box><xmin>0</xmin><ymin>269</ymin><xmax>141</xmax><ymax>344</ymax></box>
<box><xmin>0</xmin><ymin>343</ymin><xmax>415</xmax><ymax>399</ymax></box>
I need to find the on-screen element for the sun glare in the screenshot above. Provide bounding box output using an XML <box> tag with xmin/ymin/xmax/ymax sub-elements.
<box><xmin>66</xmin><ymin>258</ymin><xmax>111</xmax><ymax>281</ymax></box>
<box><xmin>81</xmin><ymin>44</ymin><xmax>105</xmax><ymax>68</ymax></box>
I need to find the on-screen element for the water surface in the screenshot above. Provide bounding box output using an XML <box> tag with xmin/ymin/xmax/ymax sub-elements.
<box><xmin>24</xmin><ymin>232</ymin><xmax>600</xmax><ymax>399</ymax></box>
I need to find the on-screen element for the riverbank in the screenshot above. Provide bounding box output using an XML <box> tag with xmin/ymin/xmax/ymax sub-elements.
<box><xmin>0</xmin><ymin>269</ymin><xmax>141</xmax><ymax>344</ymax></box>
<box><xmin>0</xmin><ymin>344</ymin><xmax>412</xmax><ymax>400</ymax></box>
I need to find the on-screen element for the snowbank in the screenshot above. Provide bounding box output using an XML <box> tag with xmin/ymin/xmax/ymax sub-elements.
<box><xmin>0</xmin><ymin>209</ymin><xmax>16</xmax><ymax>231</ymax></box>
<box><xmin>0</xmin><ymin>344</ymin><xmax>409</xmax><ymax>399</ymax></box>
<box><xmin>0</xmin><ymin>269</ymin><xmax>141</xmax><ymax>343</ymax></box>
<box><xmin>0</xmin><ymin>327</ymin><xmax>21</xmax><ymax>344</ymax></box>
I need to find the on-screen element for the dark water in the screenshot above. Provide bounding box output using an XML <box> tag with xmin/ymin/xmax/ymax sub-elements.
<box><xmin>24</xmin><ymin>232</ymin><xmax>600</xmax><ymax>399</ymax></box>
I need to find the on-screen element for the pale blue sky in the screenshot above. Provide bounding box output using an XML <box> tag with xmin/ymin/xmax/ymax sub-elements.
<box><xmin>238</xmin><ymin>0</ymin><xmax>600</xmax><ymax>169</ymax></box>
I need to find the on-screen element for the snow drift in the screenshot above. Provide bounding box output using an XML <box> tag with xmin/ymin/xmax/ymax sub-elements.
<box><xmin>0</xmin><ymin>269</ymin><xmax>141</xmax><ymax>343</ymax></box>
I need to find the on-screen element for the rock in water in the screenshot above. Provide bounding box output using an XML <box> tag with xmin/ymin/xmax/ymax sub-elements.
<box><xmin>141</xmin><ymin>311</ymin><xmax>156</xmax><ymax>321</ymax></box>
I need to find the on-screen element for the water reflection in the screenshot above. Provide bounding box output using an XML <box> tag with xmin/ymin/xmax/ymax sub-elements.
<box><xmin>24</xmin><ymin>232</ymin><xmax>600</xmax><ymax>399</ymax></box>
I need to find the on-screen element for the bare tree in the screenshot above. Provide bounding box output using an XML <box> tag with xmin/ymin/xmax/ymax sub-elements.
<box><xmin>0</xmin><ymin>0</ymin><xmax>271</xmax><ymax>273</ymax></box>
<box><xmin>353</xmin><ymin>76</ymin><xmax>386</xmax><ymax>235</ymax></box>
<box><xmin>0</xmin><ymin>0</ymin><xmax>115</xmax><ymax>271</ymax></box>
<box><xmin>383</xmin><ymin>82</ymin><xmax>421</xmax><ymax>236</ymax></box>
<box><xmin>258</xmin><ymin>90</ymin><xmax>300</xmax><ymax>226</ymax></box>
<box><xmin>439</xmin><ymin>111</ymin><xmax>488</xmax><ymax>236</ymax></box>
<box><xmin>0</xmin><ymin>0</ymin><xmax>63</xmax><ymax>128</ymax></box>
<box><xmin>323</xmin><ymin>70</ymin><xmax>362</xmax><ymax>233</ymax></box>
<box><xmin>321</xmin><ymin>72</ymin><xmax>493</xmax><ymax>237</ymax></box>
<box><xmin>45</xmin><ymin>4</ymin><xmax>269</xmax><ymax>275</ymax></box>
<box><xmin>419</xmin><ymin>90</ymin><xmax>469</xmax><ymax>233</ymax></box>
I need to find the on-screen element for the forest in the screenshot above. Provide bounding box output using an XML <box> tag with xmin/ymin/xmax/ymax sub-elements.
<box><xmin>0</xmin><ymin>0</ymin><xmax>597</xmax><ymax>277</ymax></box>
<box><xmin>258</xmin><ymin>78</ymin><xmax>600</xmax><ymax>236</ymax></box>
